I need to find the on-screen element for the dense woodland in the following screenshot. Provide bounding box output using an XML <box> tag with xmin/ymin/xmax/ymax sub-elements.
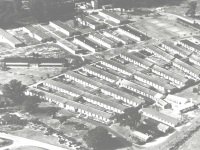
<box><xmin>0</xmin><ymin>0</ymin><xmax>185</xmax><ymax>28</ymax></box>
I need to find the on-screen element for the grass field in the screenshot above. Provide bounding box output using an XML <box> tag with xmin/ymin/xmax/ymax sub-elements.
<box><xmin>178</xmin><ymin>128</ymin><xmax>200</xmax><ymax>150</ymax></box>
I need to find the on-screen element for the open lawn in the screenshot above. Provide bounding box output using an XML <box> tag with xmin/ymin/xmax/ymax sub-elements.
<box><xmin>0</xmin><ymin>67</ymin><xmax>64</xmax><ymax>86</ymax></box>
<box><xmin>178</xmin><ymin>128</ymin><xmax>200</xmax><ymax>150</ymax></box>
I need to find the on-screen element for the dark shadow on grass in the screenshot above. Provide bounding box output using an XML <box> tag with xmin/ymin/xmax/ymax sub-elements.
<box><xmin>96</xmin><ymin>137</ymin><xmax>132</xmax><ymax>150</ymax></box>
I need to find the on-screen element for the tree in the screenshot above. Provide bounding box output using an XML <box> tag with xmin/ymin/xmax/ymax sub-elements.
<box><xmin>83</xmin><ymin>126</ymin><xmax>112</xmax><ymax>150</ymax></box>
<box><xmin>113</xmin><ymin>107</ymin><xmax>141</xmax><ymax>129</ymax></box>
<box><xmin>22</xmin><ymin>96</ymin><xmax>42</xmax><ymax>113</ymax></box>
<box><xmin>2</xmin><ymin>79</ymin><xmax>27</xmax><ymax>104</ymax></box>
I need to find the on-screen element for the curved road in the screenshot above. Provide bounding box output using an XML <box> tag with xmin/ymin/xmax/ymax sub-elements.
<box><xmin>0</xmin><ymin>132</ymin><xmax>69</xmax><ymax>150</ymax></box>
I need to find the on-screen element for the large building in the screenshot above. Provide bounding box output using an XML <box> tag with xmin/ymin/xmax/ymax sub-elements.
<box><xmin>64</xmin><ymin>71</ymin><xmax>103</xmax><ymax>89</ymax></box>
<box><xmin>151</xmin><ymin>65</ymin><xmax>188</xmax><ymax>88</ymax></box>
<box><xmin>100</xmin><ymin>84</ymin><xmax>145</xmax><ymax>107</ymax></box>
<box><xmin>103</xmin><ymin>30</ymin><xmax>131</xmax><ymax>45</ymax></box>
<box><xmin>0</xmin><ymin>28</ymin><xmax>25</xmax><ymax>48</ymax></box>
<box><xmin>164</xmin><ymin>95</ymin><xmax>195</xmax><ymax>113</ymax></box>
<box><xmin>81</xmin><ymin>65</ymin><xmax>119</xmax><ymax>83</ymax></box>
<box><xmin>160</xmin><ymin>41</ymin><xmax>192</xmax><ymax>58</ymax></box>
<box><xmin>116</xmin><ymin>79</ymin><xmax>160</xmax><ymax>101</ymax></box>
<box><xmin>57</xmin><ymin>40</ymin><xmax>84</xmax><ymax>55</ymax></box>
<box><xmin>134</xmin><ymin>72</ymin><xmax>175</xmax><ymax>94</ymax></box>
<box><xmin>26</xmin><ymin>88</ymin><xmax>112</xmax><ymax>124</ymax></box>
<box><xmin>118</xmin><ymin>26</ymin><xmax>148</xmax><ymax>41</ymax></box>
<box><xmin>49</xmin><ymin>20</ymin><xmax>79</xmax><ymax>37</ymax></box>
<box><xmin>99</xmin><ymin>59</ymin><xmax>133</xmax><ymax>76</ymax></box>
<box><xmin>23</xmin><ymin>26</ymin><xmax>55</xmax><ymax>43</ymax></box>
<box><xmin>176</xmin><ymin>39</ymin><xmax>200</xmax><ymax>53</ymax></box>
<box><xmin>78</xmin><ymin>16</ymin><xmax>106</xmax><ymax>30</ymax></box>
<box><xmin>120</xmin><ymin>53</ymin><xmax>154</xmax><ymax>70</ymax></box>
<box><xmin>73</xmin><ymin>36</ymin><xmax>102</xmax><ymax>52</ymax></box>
<box><xmin>1</xmin><ymin>57</ymin><xmax>66</xmax><ymax>68</ymax></box>
<box><xmin>140</xmin><ymin>108</ymin><xmax>179</xmax><ymax>127</ymax></box>
<box><xmin>144</xmin><ymin>45</ymin><xmax>174</xmax><ymax>63</ymax></box>
<box><xmin>98</xmin><ymin>10</ymin><xmax>127</xmax><ymax>24</ymax></box>
<box><xmin>172</xmin><ymin>58</ymin><xmax>200</xmax><ymax>79</ymax></box>
<box><xmin>88</xmin><ymin>33</ymin><xmax>117</xmax><ymax>48</ymax></box>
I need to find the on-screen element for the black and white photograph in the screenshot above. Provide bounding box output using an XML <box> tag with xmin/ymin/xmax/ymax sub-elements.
<box><xmin>0</xmin><ymin>0</ymin><xmax>200</xmax><ymax>150</ymax></box>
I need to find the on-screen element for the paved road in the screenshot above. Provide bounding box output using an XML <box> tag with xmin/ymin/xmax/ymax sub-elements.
<box><xmin>0</xmin><ymin>132</ymin><xmax>69</xmax><ymax>150</ymax></box>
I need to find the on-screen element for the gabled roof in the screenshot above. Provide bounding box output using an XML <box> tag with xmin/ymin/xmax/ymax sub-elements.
<box><xmin>141</xmin><ymin>108</ymin><xmax>179</xmax><ymax>126</ymax></box>
<box><xmin>120</xmin><ymin>53</ymin><xmax>154</xmax><ymax>68</ymax></box>
<box><xmin>152</xmin><ymin>65</ymin><xmax>188</xmax><ymax>83</ymax></box>
<box><xmin>101</xmin><ymin>84</ymin><xmax>145</xmax><ymax>106</ymax></box>
<box><xmin>82</xmin><ymin>65</ymin><xmax>119</xmax><ymax>82</ymax></box>
<box><xmin>0</xmin><ymin>28</ymin><xmax>23</xmax><ymax>45</ymax></box>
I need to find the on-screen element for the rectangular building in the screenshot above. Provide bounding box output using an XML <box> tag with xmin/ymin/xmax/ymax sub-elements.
<box><xmin>160</xmin><ymin>41</ymin><xmax>192</xmax><ymax>58</ymax></box>
<box><xmin>176</xmin><ymin>39</ymin><xmax>200</xmax><ymax>53</ymax></box>
<box><xmin>151</xmin><ymin>65</ymin><xmax>188</xmax><ymax>88</ymax></box>
<box><xmin>134</xmin><ymin>72</ymin><xmax>175</xmax><ymax>93</ymax></box>
<box><xmin>81</xmin><ymin>65</ymin><xmax>119</xmax><ymax>83</ymax></box>
<box><xmin>144</xmin><ymin>45</ymin><xmax>174</xmax><ymax>62</ymax></box>
<box><xmin>140</xmin><ymin>108</ymin><xmax>179</xmax><ymax>127</ymax></box>
<box><xmin>118</xmin><ymin>26</ymin><xmax>147</xmax><ymax>41</ymax></box>
<box><xmin>57</xmin><ymin>40</ymin><xmax>84</xmax><ymax>55</ymax></box>
<box><xmin>64</xmin><ymin>71</ymin><xmax>103</xmax><ymax>89</ymax></box>
<box><xmin>73</xmin><ymin>36</ymin><xmax>101</xmax><ymax>52</ymax></box>
<box><xmin>49</xmin><ymin>20</ymin><xmax>78</xmax><ymax>37</ymax></box>
<box><xmin>26</xmin><ymin>88</ymin><xmax>112</xmax><ymax>124</ymax></box>
<box><xmin>103</xmin><ymin>30</ymin><xmax>130</xmax><ymax>45</ymax></box>
<box><xmin>101</xmin><ymin>85</ymin><xmax>145</xmax><ymax>107</ymax></box>
<box><xmin>99</xmin><ymin>59</ymin><xmax>133</xmax><ymax>76</ymax></box>
<box><xmin>78</xmin><ymin>16</ymin><xmax>106</xmax><ymax>30</ymax></box>
<box><xmin>98</xmin><ymin>10</ymin><xmax>127</xmax><ymax>24</ymax></box>
<box><xmin>88</xmin><ymin>33</ymin><xmax>117</xmax><ymax>48</ymax></box>
<box><xmin>82</xmin><ymin>92</ymin><xmax>127</xmax><ymax>114</ymax></box>
<box><xmin>120</xmin><ymin>53</ymin><xmax>154</xmax><ymax>70</ymax></box>
<box><xmin>23</xmin><ymin>26</ymin><xmax>55</xmax><ymax>43</ymax></box>
<box><xmin>0</xmin><ymin>28</ymin><xmax>25</xmax><ymax>48</ymax></box>
<box><xmin>43</xmin><ymin>79</ymin><xmax>84</xmax><ymax>97</ymax></box>
<box><xmin>172</xmin><ymin>58</ymin><xmax>200</xmax><ymax>79</ymax></box>
<box><xmin>116</xmin><ymin>79</ymin><xmax>159</xmax><ymax>101</ymax></box>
